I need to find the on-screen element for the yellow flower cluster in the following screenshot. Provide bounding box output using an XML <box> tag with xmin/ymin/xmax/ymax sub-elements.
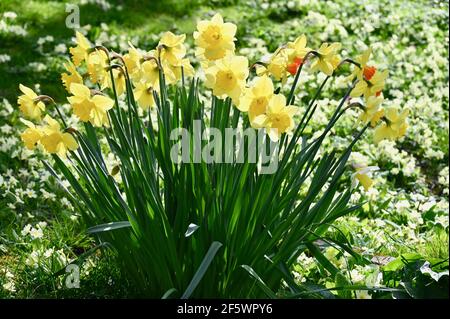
<box><xmin>347</xmin><ymin>49</ymin><xmax>408</xmax><ymax>143</ymax></box>
<box><xmin>20</xmin><ymin>115</ymin><xmax>78</xmax><ymax>158</ymax></box>
<box><xmin>18</xmin><ymin>13</ymin><xmax>408</xmax><ymax>159</ymax></box>
<box><xmin>18</xmin><ymin>84</ymin><xmax>79</xmax><ymax>158</ymax></box>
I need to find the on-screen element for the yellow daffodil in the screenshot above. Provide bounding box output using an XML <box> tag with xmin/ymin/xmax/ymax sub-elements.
<box><xmin>69</xmin><ymin>31</ymin><xmax>91</xmax><ymax>66</ymax></box>
<box><xmin>159</xmin><ymin>32</ymin><xmax>187</xmax><ymax>66</ymax></box>
<box><xmin>20</xmin><ymin>118</ymin><xmax>43</xmax><ymax>150</ymax></box>
<box><xmin>347</xmin><ymin>48</ymin><xmax>371</xmax><ymax>82</ymax></box>
<box><xmin>61</xmin><ymin>61</ymin><xmax>83</xmax><ymax>93</ymax></box>
<box><xmin>287</xmin><ymin>35</ymin><xmax>310</xmax><ymax>60</ymax></box>
<box><xmin>133</xmin><ymin>81</ymin><xmax>156</xmax><ymax>110</ymax></box>
<box><xmin>204</xmin><ymin>55</ymin><xmax>249</xmax><ymax>103</ymax></box>
<box><xmin>123</xmin><ymin>44</ymin><xmax>143</xmax><ymax>76</ymax></box>
<box><xmin>351</xmin><ymin>166</ymin><xmax>379</xmax><ymax>191</ymax></box>
<box><xmin>359</xmin><ymin>96</ymin><xmax>384</xmax><ymax>127</ymax></box>
<box><xmin>252</xmin><ymin>94</ymin><xmax>298</xmax><ymax>142</ymax></box>
<box><xmin>194</xmin><ymin>13</ymin><xmax>236</xmax><ymax>61</ymax></box>
<box><xmin>107</xmin><ymin>68</ymin><xmax>126</xmax><ymax>96</ymax></box>
<box><xmin>351</xmin><ymin>69</ymin><xmax>388</xmax><ymax>98</ymax></box>
<box><xmin>237</xmin><ymin>75</ymin><xmax>274</xmax><ymax>125</ymax></box>
<box><xmin>310</xmin><ymin>42</ymin><xmax>341</xmax><ymax>76</ymax></box>
<box><xmin>286</xmin><ymin>35</ymin><xmax>310</xmax><ymax>75</ymax></box>
<box><xmin>256</xmin><ymin>48</ymin><xmax>290</xmax><ymax>83</ymax></box>
<box><xmin>167</xmin><ymin>58</ymin><xmax>195</xmax><ymax>83</ymax></box>
<box><xmin>17</xmin><ymin>84</ymin><xmax>45</xmax><ymax>120</ymax></box>
<box><xmin>373</xmin><ymin>106</ymin><xmax>409</xmax><ymax>143</ymax></box>
<box><xmin>87</xmin><ymin>49</ymin><xmax>109</xmax><ymax>87</ymax></box>
<box><xmin>138</xmin><ymin>53</ymin><xmax>161</xmax><ymax>88</ymax></box>
<box><xmin>40</xmin><ymin>115</ymin><xmax>78</xmax><ymax>158</ymax></box>
<box><xmin>67</xmin><ymin>83</ymin><xmax>114</xmax><ymax>127</ymax></box>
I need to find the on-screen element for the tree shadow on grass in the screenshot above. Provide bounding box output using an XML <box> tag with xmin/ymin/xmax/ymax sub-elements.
<box><xmin>0</xmin><ymin>0</ymin><xmax>205</xmax><ymax>101</ymax></box>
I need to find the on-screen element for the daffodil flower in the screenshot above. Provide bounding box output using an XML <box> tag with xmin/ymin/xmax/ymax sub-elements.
<box><xmin>359</xmin><ymin>96</ymin><xmax>384</xmax><ymax>127</ymax></box>
<box><xmin>133</xmin><ymin>81</ymin><xmax>156</xmax><ymax>110</ymax></box>
<box><xmin>167</xmin><ymin>58</ymin><xmax>195</xmax><ymax>83</ymax></box>
<box><xmin>286</xmin><ymin>35</ymin><xmax>310</xmax><ymax>75</ymax></box>
<box><xmin>123</xmin><ymin>43</ymin><xmax>144</xmax><ymax>79</ymax></box>
<box><xmin>194</xmin><ymin>13</ymin><xmax>236</xmax><ymax>61</ymax></box>
<box><xmin>256</xmin><ymin>47</ymin><xmax>290</xmax><ymax>83</ymax></box>
<box><xmin>138</xmin><ymin>53</ymin><xmax>162</xmax><ymax>88</ymax></box>
<box><xmin>67</xmin><ymin>83</ymin><xmax>114</xmax><ymax>127</ymax></box>
<box><xmin>204</xmin><ymin>55</ymin><xmax>249</xmax><ymax>103</ymax></box>
<box><xmin>351</xmin><ymin>69</ymin><xmax>388</xmax><ymax>99</ymax></box>
<box><xmin>40</xmin><ymin>115</ymin><xmax>78</xmax><ymax>158</ymax></box>
<box><xmin>20</xmin><ymin>118</ymin><xmax>43</xmax><ymax>150</ymax></box>
<box><xmin>347</xmin><ymin>48</ymin><xmax>372</xmax><ymax>82</ymax></box>
<box><xmin>69</xmin><ymin>31</ymin><xmax>91</xmax><ymax>66</ymax></box>
<box><xmin>17</xmin><ymin>84</ymin><xmax>46</xmax><ymax>120</ymax></box>
<box><xmin>310</xmin><ymin>42</ymin><xmax>341</xmax><ymax>76</ymax></box>
<box><xmin>158</xmin><ymin>32</ymin><xmax>187</xmax><ymax>66</ymax></box>
<box><xmin>237</xmin><ymin>75</ymin><xmax>274</xmax><ymax>125</ymax></box>
<box><xmin>61</xmin><ymin>61</ymin><xmax>83</xmax><ymax>93</ymax></box>
<box><xmin>351</xmin><ymin>166</ymin><xmax>379</xmax><ymax>191</ymax></box>
<box><xmin>373</xmin><ymin>107</ymin><xmax>409</xmax><ymax>143</ymax></box>
<box><xmin>87</xmin><ymin>49</ymin><xmax>109</xmax><ymax>88</ymax></box>
<box><xmin>253</xmin><ymin>94</ymin><xmax>298</xmax><ymax>142</ymax></box>
<box><xmin>107</xmin><ymin>68</ymin><xmax>127</xmax><ymax>96</ymax></box>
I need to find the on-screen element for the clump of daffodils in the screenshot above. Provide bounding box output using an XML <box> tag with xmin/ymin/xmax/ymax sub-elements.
<box><xmin>17</xmin><ymin>13</ymin><xmax>408</xmax><ymax>189</ymax></box>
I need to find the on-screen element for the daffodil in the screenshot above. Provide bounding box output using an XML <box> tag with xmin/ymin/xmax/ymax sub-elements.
<box><xmin>133</xmin><ymin>81</ymin><xmax>156</xmax><ymax>110</ymax></box>
<box><xmin>87</xmin><ymin>49</ymin><xmax>109</xmax><ymax>87</ymax></box>
<box><xmin>61</xmin><ymin>61</ymin><xmax>83</xmax><ymax>93</ymax></box>
<box><xmin>204</xmin><ymin>55</ymin><xmax>249</xmax><ymax>103</ymax></box>
<box><xmin>237</xmin><ymin>75</ymin><xmax>274</xmax><ymax>125</ymax></box>
<box><xmin>17</xmin><ymin>84</ymin><xmax>45</xmax><ymax>120</ymax></box>
<box><xmin>310</xmin><ymin>42</ymin><xmax>341</xmax><ymax>76</ymax></box>
<box><xmin>351</xmin><ymin>69</ymin><xmax>388</xmax><ymax>98</ymax></box>
<box><xmin>359</xmin><ymin>96</ymin><xmax>384</xmax><ymax>127</ymax></box>
<box><xmin>252</xmin><ymin>94</ymin><xmax>298</xmax><ymax>142</ymax></box>
<box><xmin>373</xmin><ymin>106</ymin><xmax>408</xmax><ymax>143</ymax></box>
<box><xmin>347</xmin><ymin>48</ymin><xmax>371</xmax><ymax>82</ymax></box>
<box><xmin>167</xmin><ymin>58</ymin><xmax>195</xmax><ymax>83</ymax></box>
<box><xmin>107</xmin><ymin>68</ymin><xmax>126</xmax><ymax>96</ymax></box>
<box><xmin>256</xmin><ymin>48</ymin><xmax>290</xmax><ymax>83</ymax></box>
<box><xmin>69</xmin><ymin>31</ymin><xmax>91</xmax><ymax>66</ymax></box>
<box><xmin>194</xmin><ymin>13</ymin><xmax>236</xmax><ymax>61</ymax></box>
<box><xmin>40</xmin><ymin>115</ymin><xmax>78</xmax><ymax>158</ymax></box>
<box><xmin>67</xmin><ymin>83</ymin><xmax>114</xmax><ymax>127</ymax></box>
<box><xmin>20</xmin><ymin>119</ymin><xmax>43</xmax><ymax>150</ymax></box>
<box><xmin>351</xmin><ymin>166</ymin><xmax>379</xmax><ymax>191</ymax></box>
<box><xmin>286</xmin><ymin>35</ymin><xmax>310</xmax><ymax>75</ymax></box>
<box><xmin>123</xmin><ymin>44</ymin><xmax>144</xmax><ymax>78</ymax></box>
<box><xmin>159</xmin><ymin>32</ymin><xmax>187</xmax><ymax>66</ymax></box>
<box><xmin>138</xmin><ymin>53</ymin><xmax>161</xmax><ymax>88</ymax></box>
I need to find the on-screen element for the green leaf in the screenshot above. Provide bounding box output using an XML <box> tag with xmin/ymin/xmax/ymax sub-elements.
<box><xmin>241</xmin><ymin>265</ymin><xmax>277</xmax><ymax>299</ymax></box>
<box><xmin>384</xmin><ymin>253</ymin><xmax>423</xmax><ymax>272</ymax></box>
<box><xmin>87</xmin><ymin>221</ymin><xmax>132</xmax><ymax>234</ymax></box>
<box><xmin>181</xmin><ymin>241</ymin><xmax>223</xmax><ymax>299</ymax></box>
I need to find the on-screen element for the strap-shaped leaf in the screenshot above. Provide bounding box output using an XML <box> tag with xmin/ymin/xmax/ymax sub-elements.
<box><xmin>161</xmin><ymin>288</ymin><xmax>178</xmax><ymax>299</ymax></box>
<box><xmin>241</xmin><ymin>265</ymin><xmax>277</xmax><ymax>298</ymax></box>
<box><xmin>181</xmin><ymin>241</ymin><xmax>222</xmax><ymax>299</ymax></box>
<box><xmin>185</xmin><ymin>223</ymin><xmax>200</xmax><ymax>237</ymax></box>
<box><xmin>87</xmin><ymin>221</ymin><xmax>131</xmax><ymax>234</ymax></box>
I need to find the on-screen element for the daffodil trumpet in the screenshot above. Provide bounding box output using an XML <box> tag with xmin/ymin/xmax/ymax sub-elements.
<box><xmin>89</xmin><ymin>45</ymin><xmax>111</xmax><ymax>61</ymax></box>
